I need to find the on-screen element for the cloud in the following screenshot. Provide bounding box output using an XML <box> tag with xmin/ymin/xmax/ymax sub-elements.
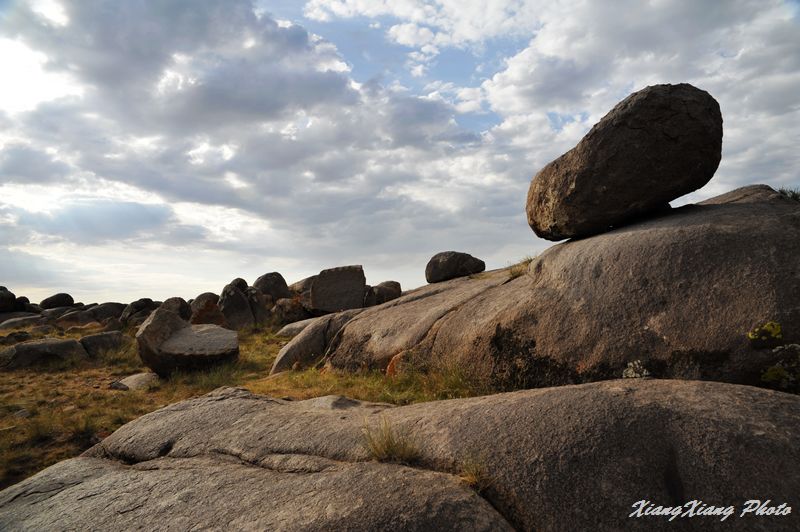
<box><xmin>0</xmin><ymin>143</ymin><xmax>71</xmax><ymax>183</ymax></box>
<box><xmin>0</xmin><ymin>0</ymin><xmax>797</xmax><ymax>302</ymax></box>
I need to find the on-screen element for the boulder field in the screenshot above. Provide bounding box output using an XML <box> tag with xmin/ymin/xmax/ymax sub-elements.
<box><xmin>1</xmin><ymin>380</ymin><xmax>797</xmax><ymax>531</ymax></box>
<box><xmin>274</xmin><ymin>185</ymin><xmax>800</xmax><ymax>389</ymax></box>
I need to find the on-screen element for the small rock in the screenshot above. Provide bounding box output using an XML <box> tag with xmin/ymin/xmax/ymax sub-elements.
<box><xmin>110</xmin><ymin>372</ymin><xmax>161</xmax><ymax>391</ymax></box>
<box><xmin>425</xmin><ymin>251</ymin><xmax>485</xmax><ymax>283</ymax></box>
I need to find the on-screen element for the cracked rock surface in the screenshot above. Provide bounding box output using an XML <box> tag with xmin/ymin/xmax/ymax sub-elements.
<box><xmin>1</xmin><ymin>380</ymin><xmax>798</xmax><ymax>531</ymax></box>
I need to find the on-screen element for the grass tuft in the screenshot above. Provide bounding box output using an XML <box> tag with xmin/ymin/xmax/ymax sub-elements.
<box><xmin>362</xmin><ymin>416</ymin><xmax>420</xmax><ymax>465</ymax></box>
<box><xmin>459</xmin><ymin>454</ymin><xmax>494</xmax><ymax>493</ymax></box>
<box><xmin>507</xmin><ymin>255</ymin><xmax>535</xmax><ymax>280</ymax></box>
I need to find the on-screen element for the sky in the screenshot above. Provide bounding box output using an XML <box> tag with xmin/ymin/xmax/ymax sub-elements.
<box><xmin>0</xmin><ymin>0</ymin><xmax>798</xmax><ymax>304</ymax></box>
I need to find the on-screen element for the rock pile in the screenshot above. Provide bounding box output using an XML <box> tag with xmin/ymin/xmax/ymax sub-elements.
<box><xmin>526</xmin><ymin>83</ymin><xmax>723</xmax><ymax>240</ymax></box>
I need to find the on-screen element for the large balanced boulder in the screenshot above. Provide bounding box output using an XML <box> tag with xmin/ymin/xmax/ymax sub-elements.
<box><xmin>307</xmin><ymin>266</ymin><xmax>366</xmax><ymax>313</ymax></box>
<box><xmin>253</xmin><ymin>272</ymin><xmax>291</xmax><ymax>300</ymax></box>
<box><xmin>527</xmin><ymin>83</ymin><xmax>723</xmax><ymax>240</ymax></box>
<box><xmin>136</xmin><ymin>308</ymin><xmax>238</xmax><ymax>376</ymax></box>
<box><xmin>2</xmin><ymin>380</ymin><xmax>798</xmax><ymax>531</ymax></box>
<box><xmin>190</xmin><ymin>292</ymin><xmax>226</xmax><ymax>327</ymax></box>
<box><xmin>425</xmin><ymin>252</ymin><xmax>486</xmax><ymax>283</ymax></box>
<box><xmin>0</xmin><ymin>338</ymin><xmax>89</xmax><ymax>370</ymax></box>
<box><xmin>39</xmin><ymin>292</ymin><xmax>74</xmax><ymax>310</ymax></box>
<box><xmin>277</xmin><ymin>185</ymin><xmax>800</xmax><ymax>389</ymax></box>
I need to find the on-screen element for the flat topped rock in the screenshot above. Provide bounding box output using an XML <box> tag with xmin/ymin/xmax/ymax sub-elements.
<box><xmin>159</xmin><ymin>324</ymin><xmax>238</xmax><ymax>356</ymax></box>
<box><xmin>527</xmin><ymin>83</ymin><xmax>723</xmax><ymax>240</ymax></box>
<box><xmin>1</xmin><ymin>380</ymin><xmax>797</xmax><ymax>531</ymax></box>
<box><xmin>136</xmin><ymin>308</ymin><xmax>239</xmax><ymax>376</ymax></box>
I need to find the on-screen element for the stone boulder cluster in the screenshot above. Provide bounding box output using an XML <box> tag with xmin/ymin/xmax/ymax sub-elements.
<box><xmin>2</xmin><ymin>83</ymin><xmax>800</xmax><ymax>530</ymax></box>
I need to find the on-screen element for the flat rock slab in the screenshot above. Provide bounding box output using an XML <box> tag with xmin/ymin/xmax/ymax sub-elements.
<box><xmin>159</xmin><ymin>325</ymin><xmax>239</xmax><ymax>357</ymax></box>
<box><xmin>0</xmin><ymin>339</ymin><xmax>88</xmax><ymax>370</ymax></box>
<box><xmin>1</xmin><ymin>380</ymin><xmax>797</xmax><ymax>531</ymax></box>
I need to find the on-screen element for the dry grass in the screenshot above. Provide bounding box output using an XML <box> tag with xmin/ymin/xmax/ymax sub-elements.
<box><xmin>459</xmin><ymin>454</ymin><xmax>494</xmax><ymax>493</ymax></box>
<box><xmin>0</xmin><ymin>329</ymin><xmax>286</xmax><ymax>489</ymax></box>
<box><xmin>2</xmin><ymin>324</ymin><xmax>494</xmax><ymax>489</ymax></box>
<box><xmin>362</xmin><ymin>416</ymin><xmax>420</xmax><ymax>464</ymax></box>
<box><xmin>507</xmin><ymin>255</ymin><xmax>535</xmax><ymax>280</ymax></box>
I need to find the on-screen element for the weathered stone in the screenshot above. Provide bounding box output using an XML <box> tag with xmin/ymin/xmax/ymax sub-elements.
<box><xmin>288</xmin><ymin>275</ymin><xmax>317</xmax><ymax>295</ymax></box>
<box><xmin>0</xmin><ymin>312</ymin><xmax>38</xmax><ymax>325</ymax></box>
<box><xmin>39</xmin><ymin>293</ymin><xmax>74</xmax><ymax>310</ymax></box>
<box><xmin>56</xmin><ymin>310</ymin><xmax>97</xmax><ymax>329</ymax></box>
<box><xmin>0</xmin><ymin>315</ymin><xmax>45</xmax><ymax>332</ymax></box>
<box><xmin>136</xmin><ymin>308</ymin><xmax>239</xmax><ymax>376</ymax></box>
<box><xmin>110</xmin><ymin>372</ymin><xmax>160</xmax><ymax>391</ymax></box>
<box><xmin>121</xmin><ymin>299</ymin><xmax>158</xmax><ymax>324</ymax></box>
<box><xmin>0</xmin><ymin>289</ymin><xmax>15</xmax><ymax>312</ymax></box>
<box><xmin>88</xmin><ymin>302</ymin><xmax>126</xmax><ymax>322</ymax></box>
<box><xmin>307</xmin><ymin>265</ymin><xmax>366</xmax><ymax>313</ymax></box>
<box><xmin>0</xmin><ymin>339</ymin><xmax>88</xmax><ymax>370</ymax></box>
<box><xmin>245</xmin><ymin>287</ymin><xmax>272</xmax><ymax>327</ymax></box>
<box><xmin>160</xmin><ymin>297</ymin><xmax>191</xmax><ymax>321</ymax></box>
<box><xmin>40</xmin><ymin>306</ymin><xmax>75</xmax><ymax>320</ymax></box>
<box><xmin>272</xmin><ymin>298</ymin><xmax>311</xmax><ymax>326</ymax></box>
<box><xmin>276</xmin><ymin>316</ymin><xmax>321</xmax><ymax>337</ymax></box>
<box><xmin>374</xmin><ymin>281</ymin><xmax>402</xmax><ymax>304</ymax></box>
<box><xmin>253</xmin><ymin>272</ymin><xmax>291</xmax><ymax>300</ymax></box>
<box><xmin>80</xmin><ymin>331</ymin><xmax>133</xmax><ymax>358</ymax></box>
<box><xmin>101</xmin><ymin>317</ymin><xmax>123</xmax><ymax>332</ymax></box>
<box><xmin>230</xmin><ymin>278</ymin><xmax>248</xmax><ymax>293</ymax></box>
<box><xmin>2</xmin><ymin>381</ymin><xmax>798</xmax><ymax>531</ymax></box>
<box><xmin>0</xmin><ymin>331</ymin><xmax>33</xmax><ymax>347</ymax></box>
<box><xmin>219</xmin><ymin>283</ymin><xmax>255</xmax><ymax>330</ymax></box>
<box><xmin>271</xmin><ymin>309</ymin><xmax>363</xmax><ymax>373</ymax></box>
<box><xmin>527</xmin><ymin>83</ymin><xmax>723</xmax><ymax>240</ymax></box>
<box><xmin>189</xmin><ymin>293</ymin><xmax>226</xmax><ymax>327</ymax></box>
<box><xmin>285</xmin><ymin>186</ymin><xmax>800</xmax><ymax>390</ymax></box>
<box><xmin>425</xmin><ymin>251</ymin><xmax>485</xmax><ymax>283</ymax></box>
